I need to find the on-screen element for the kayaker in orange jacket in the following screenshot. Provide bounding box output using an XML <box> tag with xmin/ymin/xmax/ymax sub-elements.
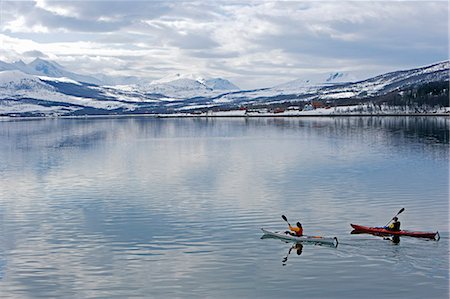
<box><xmin>285</xmin><ymin>221</ymin><xmax>303</xmax><ymax>236</ymax></box>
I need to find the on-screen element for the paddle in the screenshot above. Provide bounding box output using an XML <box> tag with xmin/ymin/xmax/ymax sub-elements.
<box><xmin>384</xmin><ymin>208</ymin><xmax>405</xmax><ymax>227</ymax></box>
<box><xmin>281</xmin><ymin>215</ymin><xmax>291</xmax><ymax>227</ymax></box>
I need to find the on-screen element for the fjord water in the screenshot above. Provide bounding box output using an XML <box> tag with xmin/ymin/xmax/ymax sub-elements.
<box><xmin>0</xmin><ymin>116</ymin><xmax>448</xmax><ymax>298</ymax></box>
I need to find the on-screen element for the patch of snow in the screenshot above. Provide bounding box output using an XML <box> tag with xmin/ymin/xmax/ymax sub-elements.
<box><xmin>321</xmin><ymin>91</ymin><xmax>358</xmax><ymax>99</ymax></box>
<box><xmin>150</xmin><ymin>73</ymin><xmax>205</xmax><ymax>85</ymax></box>
<box><xmin>38</xmin><ymin>75</ymin><xmax>82</xmax><ymax>85</ymax></box>
<box><xmin>158</xmin><ymin>97</ymin><xmax>181</xmax><ymax>102</ymax></box>
<box><xmin>203</xmin><ymin>78</ymin><xmax>239</xmax><ymax>90</ymax></box>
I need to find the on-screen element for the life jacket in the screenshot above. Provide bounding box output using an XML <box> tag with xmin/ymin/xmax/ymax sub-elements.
<box><xmin>388</xmin><ymin>221</ymin><xmax>401</xmax><ymax>231</ymax></box>
<box><xmin>289</xmin><ymin>224</ymin><xmax>303</xmax><ymax>236</ymax></box>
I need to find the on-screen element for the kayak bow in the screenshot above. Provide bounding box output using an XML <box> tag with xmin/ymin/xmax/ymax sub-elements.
<box><xmin>350</xmin><ymin>224</ymin><xmax>440</xmax><ymax>240</ymax></box>
<box><xmin>261</xmin><ymin>228</ymin><xmax>338</xmax><ymax>246</ymax></box>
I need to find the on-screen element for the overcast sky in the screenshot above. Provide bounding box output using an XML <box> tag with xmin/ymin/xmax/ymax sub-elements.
<box><xmin>0</xmin><ymin>0</ymin><xmax>448</xmax><ymax>88</ymax></box>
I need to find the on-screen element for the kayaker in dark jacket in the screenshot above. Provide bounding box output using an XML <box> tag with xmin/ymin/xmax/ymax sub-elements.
<box><xmin>386</xmin><ymin>217</ymin><xmax>401</xmax><ymax>231</ymax></box>
<box><xmin>285</xmin><ymin>222</ymin><xmax>303</xmax><ymax>236</ymax></box>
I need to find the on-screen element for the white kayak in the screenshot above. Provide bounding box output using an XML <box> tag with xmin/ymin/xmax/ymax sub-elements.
<box><xmin>261</xmin><ymin>228</ymin><xmax>338</xmax><ymax>247</ymax></box>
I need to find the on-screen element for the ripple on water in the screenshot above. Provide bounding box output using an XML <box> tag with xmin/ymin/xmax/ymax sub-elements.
<box><xmin>0</xmin><ymin>117</ymin><xmax>448</xmax><ymax>298</ymax></box>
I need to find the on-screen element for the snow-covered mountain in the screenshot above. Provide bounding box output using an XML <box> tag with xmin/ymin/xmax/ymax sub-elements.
<box><xmin>273</xmin><ymin>71</ymin><xmax>354</xmax><ymax>89</ymax></box>
<box><xmin>0</xmin><ymin>70</ymin><xmax>145</xmax><ymax>116</ymax></box>
<box><xmin>94</xmin><ymin>73</ymin><xmax>142</xmax><ymax>86</ymax></box>
<box><xmin>28</xmin><ymin>58</ymin><xmax>103</xmax><ymax>85</ymax></box>
<box><xmin>135</xmin><ymin>73</ymin><xmax>239</xmax><ymax>98</ymax></box>
<box><xmin>147</xmin><ymin>73</ymin><xmax>238</xmax><ymax>89</ymax></box>
<box><xmin>15</xmin><ymin>60</ymin><xmax>241</xmax><ymax>93</ymax></box>
<box><xmin>0</xmin><ymin>58</ymin><xmax>103</xmax><ymax>85</ymax></box>
<box><xmin>0</xmin><ymin>58</ymin><xmax>145</xmax><ymax>86</ymax></box>
<box><xmin>0</xmin><ymin>60</ymin><xmax>448</xmax><ymax>116</ymax></box>
<box><xmin>203</xmin><ymin>78</ymin><xmax>239</xmax><ymax>90</ymax></box>
<box><xmin>0</xmin><ymin>70</ymin><xmax>55</xmax><ymax>95</ymax></box>
<box><xmin>210</xmin><ymin>61</ymin><xmax>449</xmax><ymax>106</ymax></box>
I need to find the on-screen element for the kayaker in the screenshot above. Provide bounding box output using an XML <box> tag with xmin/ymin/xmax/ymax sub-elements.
<box><xmin>385</xmin><ymin>217</ymin><xmax>401</xmax><ymax>231</ymax></box>
<box><xmin>285</xmin><ymin>221</ymin><xmax>303</xmax><ymax>236</ymax></box>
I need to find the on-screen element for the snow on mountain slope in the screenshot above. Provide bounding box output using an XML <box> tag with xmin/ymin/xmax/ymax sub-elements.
<box><xmin>28</xmin><ymin>58</ymin><xmax>103</xmax><ymax>85</ymax></box>
<box><xmin>150</xmin><ymin>73</ymin><xmax>201</xmax><ymax>85</ymax></box>
<box><xmin>0</xmin><ymin>70</ymin><xmax>137</xmax><ymax>115</ymax></box>
<box><xmin>273</xmin><ymin>71</ymin><xmax>354</xmax><ymax>90</ymax></box>
<box><xmin>28</xmin><ymin>58</ymin><xmax>67</xmax><ymax>76</ymax></box>
<box><xmin>139</xmin><ymin>79</ymin><xmax>210</xmax><ymax>99</ymax></box>
<box><xmin>0</xmin><ymin>70</ymin><xmax>55</xmax><ymax>96</ymax></box>
<box><xmin>0</xmin><ymin>58</ymin><xmax>105</xmax><ymax>85</ymax></box>
<box><xmin>137</xmin><ymin>73</ymin><xmax>239</xmax><ymax>98</ymax></box>
<box><xmin>203</xmin><ymin>78</ymin><xmax>239</xmax><ymax>90</ymax></box>
<box><xmin>1</xmin><ymin>58</ymin><xmax>224</xmax><ymax>96</ymax></box>
<box><xmin>211</xmin><ymin>60</ymin><xmax>449</xmax><ymax>104</ymax></box>
<box><xmin>0</xmin><ymin>60</ymin><xmax>447</xmax><ymax>116</ymax></box>
<box><xmin>319</xmin><ymin>60</ymin><xmax>450</xmax><ymax>99</ymax></box>
<box><xmin>38</xmin><ymin>75</ymin><xmax>82</xmax><ymax>85</ymax></box>
<box><xmin>0</xmin><ymin>61</ymin><xmax>13</xmax><ymax>72</ymax></box>
<box><xmin>0</xmin><ymin>60</ymin><xmax>35</xmax><ymax>74</ymax></box>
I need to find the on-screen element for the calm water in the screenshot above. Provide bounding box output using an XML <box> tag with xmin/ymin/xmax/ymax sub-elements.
<box><xmin>0</xmin><ymin>116</ymin><xmax>448</xmax><ymax>299</ymax></box>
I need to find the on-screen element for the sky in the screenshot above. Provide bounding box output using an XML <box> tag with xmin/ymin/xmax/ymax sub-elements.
<box><xmin>0</xmin><ymin>0</ymin><xmax>448</xmax><ymax>89</ymax></box>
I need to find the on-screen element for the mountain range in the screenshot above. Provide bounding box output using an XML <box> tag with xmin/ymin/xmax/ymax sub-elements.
<box><xmin>0</xmin><ymin>58</ymin><xmax>448</xmax><ymax>117</ymax></box>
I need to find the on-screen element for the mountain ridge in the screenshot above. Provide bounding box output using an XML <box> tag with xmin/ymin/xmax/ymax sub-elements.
<box><xmin>0</xmin><ymin>60</ymin><xmax>448</xmax><ymax>117</ymax></box>
<box><xmin>0</xmin><ymin>58</ymin><xmax>241</xmax><ymax>90</ymax></box>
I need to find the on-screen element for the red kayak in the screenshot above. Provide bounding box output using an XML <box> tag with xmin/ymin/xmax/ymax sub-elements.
<box><xmin>350</xmin><ymin>224</ymin><xmax>440</xmax><ymax>240</ymax></box>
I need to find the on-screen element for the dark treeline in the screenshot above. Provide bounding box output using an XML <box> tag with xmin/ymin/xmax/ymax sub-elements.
<box><xmin>368</xmin><ymin>81</ymin><xmax>449</xmax><ymax>108</ymax></box>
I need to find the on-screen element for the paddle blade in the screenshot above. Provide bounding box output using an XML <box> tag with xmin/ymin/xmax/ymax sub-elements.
<box><xmin>282</xmin><ymin>215</ymin><xmax>288</xmax><ymax>222</ymax></box>
<box><xmin>397</xmin><ymin>208</ymin><xmax>405</xmax><ymax>215</ymax></box>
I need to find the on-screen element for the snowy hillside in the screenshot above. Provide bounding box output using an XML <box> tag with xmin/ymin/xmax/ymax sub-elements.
<box><xmin>203</xmin><ymin>78</ymin><xmax>239</xmax><ymax>90</ymax></box>
<box><xmin>271</xmin><ymin>71</ymin><xmax>356</xmax><ymax>92</ymax></box>
<box><xmin>135</xmin><ymin>73</ymin><xmax>239</xmax><ymax>98</ymax></box>
<box><xmin>0</xmin><ymin>58</ymin><xmax>127</xmax><ymax>85</ymax></box>
<box><xmin>28</xmin><ymin>58</ymin><xmax>103</xmax><ymax>85</ymax></box>
<box><xmin>0</xmin><ymin>70</ymin><xmax>54</xmax><ymax>93</ymax></box>
<box><xmin>0</xmin><ymin>70</ymin><xmax>139</xmax><ymax>115</ymax></box>
<box><xmin>0</xmin><ymin>60</ymin><xmax>448</xmax><ymax>116</ymax></box>
<box><xmin>210</xmin><ymin>61</ymin><xmax>449</xmax><ymax>105</ymax></box>
<box><xmin>0</xmin><ymin>58</ymin><xmax>103</xmax><ymax>85</ymax></box>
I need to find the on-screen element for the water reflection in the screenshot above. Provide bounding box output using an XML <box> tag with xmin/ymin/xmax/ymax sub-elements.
<box><xmin>260</xmin><ymin>235</ymin><xmax>306</xmax><ymax>266</ymax></box>
<box><xmin>0</xmin><ymin>257</ymin><xmax>5</xmax><ymax>280</ymax></box>
<box><xmin>282</xmin><ymin>243</ymin><xmax>304</xmax><ymax>266</ymax></box>
<box><xmin>1</xmin><ymin>116</ymin><xmax>448</xmax><ymax>148</ymax></box>
<box><xmin>385</xmin><ymin>235</ymin><xmax>401</xmax><ymax>244</ymax></box>
<box><xmin>351</xmin><ymin>230</ymin><xmax>401</xmax><ymax>244</ymax></box>
<box><xmin>260</xmin><ymin>232</ymin><xmax>338</xmax><ymax>267</ymax></box>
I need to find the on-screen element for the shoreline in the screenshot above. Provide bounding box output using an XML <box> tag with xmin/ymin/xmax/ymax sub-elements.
<box><xmin>1</xmin><ymin>113</ymin><xmax>449</xmax><ymax>121</ymax></box>
<box><xmin>157</xmin><ymin>113</ymin><xmax>450</xmax><ymax>118</ymax></box>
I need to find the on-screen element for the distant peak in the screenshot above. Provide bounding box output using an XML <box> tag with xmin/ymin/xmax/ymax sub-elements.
<box><xmin>203</xmin><ymin>78</ymin><xmax>239</xmax><ymax>90</ymax></box>
<box><xmin>29</xmin><ymin>58</ymin><xmax>64</xmax><ymax>68</ymax></box>
<box><xmin>12</xmin><ymin>60</ymin><xmax>26</xmax><ymax>66</ymax></box>
<box><xmin>150</xmin><ymin>72</ymin><xmax>206</xmax><ymax>85</ymax></box>
<box><xmin>326</xmin><ymin>72</ymin><xmax>344</xmax><ymax>82</ymax></box>
<box><xmin>30</xmin><ymin>57</ymin><xmax>46</xmax><ymax>64</ymax></box>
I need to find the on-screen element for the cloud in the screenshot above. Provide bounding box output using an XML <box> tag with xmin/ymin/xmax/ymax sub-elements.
<box><xmin>19</xmin><ymin>0</ymin><xmax>172</xmax><ymax>33</ymax></box>
<box><xmin>0</xmin><ymin>1</ymin><xmax>447</xmax><ymax>88</ymax></box>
